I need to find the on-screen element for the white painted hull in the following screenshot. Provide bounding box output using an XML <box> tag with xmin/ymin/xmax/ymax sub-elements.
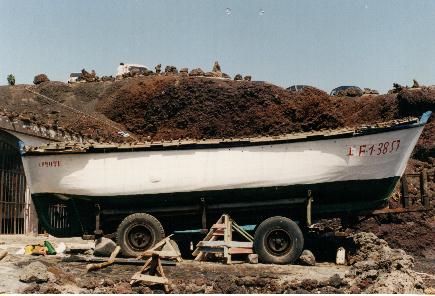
<box><xmin>22</xmin><ymin>124</ymin><xmax>424</xmax><ymax>197</ymax></box>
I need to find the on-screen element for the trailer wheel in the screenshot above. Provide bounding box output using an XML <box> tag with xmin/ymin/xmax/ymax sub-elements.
<box><xmin>116</xmin><ymin>213</ymin><xmax>165</xmax><ymax>257</ymax></box>
<box><xmin>254</xmin><ymin>216</ymin><xmax>304</xmax><ymax>264</ymax></box>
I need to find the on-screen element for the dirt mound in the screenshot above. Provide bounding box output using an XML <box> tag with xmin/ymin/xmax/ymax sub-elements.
<box><xmin>96</xmin><ymin>76</ymin><xmax>433</xmax><ymax>145</ymax></box>
<box><xmin>97</xmin><ymin>76</ymin><xmax>347</xmax><ymax>141</ymax></box>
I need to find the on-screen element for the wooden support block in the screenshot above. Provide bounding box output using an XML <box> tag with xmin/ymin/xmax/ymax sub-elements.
<box><xmin>224</xmin><ymin>246</ymin><xmax>231</xmax><ymax>264</ymax></box>
<box><xmin>247</xmin><ymin>254</ymin><xmax>258</xmax><ymax>264</ymax></box>
<box><xmin>192</xmin><ymin>214</ymin><xmax>253</xmax><ymax>265</ymax></box>
<box><xmin>229</xmin><ymin>247</ymin><xmax>253</xmax><ymax>254</ymax></box>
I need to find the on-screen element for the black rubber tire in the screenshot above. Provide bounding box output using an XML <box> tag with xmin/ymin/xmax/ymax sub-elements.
<box><xmin>116</xmin><ymin>213</ymin><xmax>165</xmax><ymax>257</ymax></box>
<box><xmin>253</xmin><ymin>216</ymin><xmax>304</xmax><ymax>264</ymax></box>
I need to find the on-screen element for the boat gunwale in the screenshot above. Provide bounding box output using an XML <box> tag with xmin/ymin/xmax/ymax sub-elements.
<box><xmin>22</xmin><ymin>113</ymin><xmax>431</xmax><ymax>156</ymax></box>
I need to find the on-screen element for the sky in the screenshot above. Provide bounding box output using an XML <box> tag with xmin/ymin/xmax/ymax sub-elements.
<box><xmin>1</xmin><ymin>0</ymin><xmax>435</xmax><ymax>93</ymax></box>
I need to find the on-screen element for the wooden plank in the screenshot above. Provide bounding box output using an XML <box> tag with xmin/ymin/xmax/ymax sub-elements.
<box><xmin>229</xmin><ymin>247</ymin><xmax>253</xmax><ymax>254</ymax></box>
<box><xmin>197</xmin><ymin>241</ymin><xmax>226</xmax><ymax>247</ymax></box>
<box><xmin>211</xmin><ymin>223</ymin><xmax>226</xmax><ymax>229</ymax></box>
<box><xmin>131</xmin><ymin>273</ymin><xmax>169</xmax><ymax>285</ymax></box>
<box><xmin>197</xmin><ymin>241</ymin><xmax>253</xmax><ymax>248</ymax></box>
<box><xmin>230</xmin><ymin>241</ymin><xmax>252</xmax><ymax>248</ymax></box>
<box><xmin>224</xmin><ymin>215</ymin><xmax>231</xmax><ymax>264</ymax></box>
<box><xmin>212</xmin><ymin>230</ymin><xmax>225</xmax><ymax>236</ymax></box>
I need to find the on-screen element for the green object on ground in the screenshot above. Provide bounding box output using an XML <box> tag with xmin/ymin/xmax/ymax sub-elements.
<box><xmin>44</xmin><ymin>240</ymin><xmax>57</xmax><ymax>255</ymax></box>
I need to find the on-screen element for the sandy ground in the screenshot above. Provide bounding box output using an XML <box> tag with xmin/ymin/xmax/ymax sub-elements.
<box><xmin>0</xmin><ymin>233</ymin><xmax>433</xmax><ymax>294</ymax></box>
<box><xmin>0</xmin><ymin>235</ymin><xmax>351</xmax><ymax>294</ymax></box>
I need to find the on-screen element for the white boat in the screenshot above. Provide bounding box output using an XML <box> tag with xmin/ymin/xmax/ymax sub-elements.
<box><xmin>20</xmin><ymin>112</ymin><xmax>431</xmax><ymax>238</ymax></box>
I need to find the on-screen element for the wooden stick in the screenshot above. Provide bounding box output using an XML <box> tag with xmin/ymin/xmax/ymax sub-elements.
<box><xmin>86</xmin><ymin>246</ymin><xmax>121</xmax><ymax>272</ymax></box>
<box><xmin>136</xmin><ymin>235</ymin><xmax>174</xmax><ymax>259</ymax></box>
<box><xmin>0</xmin><ymin>250</ymin><xmax>8</xmax><ymax>261</ymax></box>
<box><xmin>414</xmin><ymin>271</ymin><xmax>435</xmax><ymax>279</ymax></box>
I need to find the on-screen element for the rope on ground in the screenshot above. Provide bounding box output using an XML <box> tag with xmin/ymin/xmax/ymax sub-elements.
<box><xmin>25</xmin><ymin>87</ymin><xmax>139</xmax><ymax>141</ymax></box>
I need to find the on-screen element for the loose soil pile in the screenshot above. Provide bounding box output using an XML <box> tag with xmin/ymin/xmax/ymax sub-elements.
<box><xmin>97</xmin><ymin>76</ymin><xmax>345</xmax><ymax>140</ymax></box>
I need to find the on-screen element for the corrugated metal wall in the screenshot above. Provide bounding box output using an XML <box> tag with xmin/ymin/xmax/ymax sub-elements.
<box><xmin>0</xmin><ymin>141</ymin><xmax>28</xmax><ymax>234</ymax></box>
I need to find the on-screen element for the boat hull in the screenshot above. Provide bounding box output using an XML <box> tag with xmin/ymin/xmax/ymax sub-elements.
<box><xmin>23</xmin><ymin>126</ymin><xmax>422</xmax><ymax>198</ymax></box>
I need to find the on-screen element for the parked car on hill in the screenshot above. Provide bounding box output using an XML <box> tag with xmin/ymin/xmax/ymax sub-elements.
<box><xmin>330</xmin><ymin>86</ymin><xmax>363</xmax><ymax>97</ymax></box>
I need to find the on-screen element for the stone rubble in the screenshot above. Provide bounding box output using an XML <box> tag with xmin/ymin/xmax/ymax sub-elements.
<box><xmin>298</xmin><ymin>249</ymin><xmax>316</xmax><ymax>266</ymax></box>
<box><xmin>19</xmin><ymin>261</ymin><xmax>53</xmax><ymax>284</ymax></box>
<box><xmin>345</xmin><ymin>232</ymin><xmax>425</xmax><ymax>294</ymax></box>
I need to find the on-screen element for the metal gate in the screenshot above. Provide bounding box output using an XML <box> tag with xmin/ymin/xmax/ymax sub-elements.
<box><xmin>0</xmin><ymin>140</ymin><xmax>27</xmax><ymax>234</ymax></box>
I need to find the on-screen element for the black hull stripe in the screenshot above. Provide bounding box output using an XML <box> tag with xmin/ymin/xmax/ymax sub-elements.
<box><xmin>33</xmin><ymin>177</ymin><xmax>398</xmax><ymax>237</ymax></box>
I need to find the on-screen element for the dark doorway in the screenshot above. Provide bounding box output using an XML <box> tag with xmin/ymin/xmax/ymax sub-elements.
<box><xmin>0</xmin><ymin>133</ymin><xmax>27</xmax><ymax>234</ymax></box>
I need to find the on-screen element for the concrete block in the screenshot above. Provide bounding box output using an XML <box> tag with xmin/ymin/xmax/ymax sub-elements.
<box><xmin>248</xmin><ymin>254</ymin><xmax>258</xmax><ymax>264</ymax></box>
<box><xmin>93</xmin><ymin>237</ymin><xmax>116</xmax><ymax>257</ymax></box>
<box><xmin>336</xmin><ymin>247</ymin><xmax>346</xmax><ymax>265</ymax></box>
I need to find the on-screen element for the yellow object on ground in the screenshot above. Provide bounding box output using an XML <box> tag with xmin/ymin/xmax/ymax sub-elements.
<box><xmin>24</xmin><ymin>245</ymin><xmax>34</xmax><ymax>255</ymax></box>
